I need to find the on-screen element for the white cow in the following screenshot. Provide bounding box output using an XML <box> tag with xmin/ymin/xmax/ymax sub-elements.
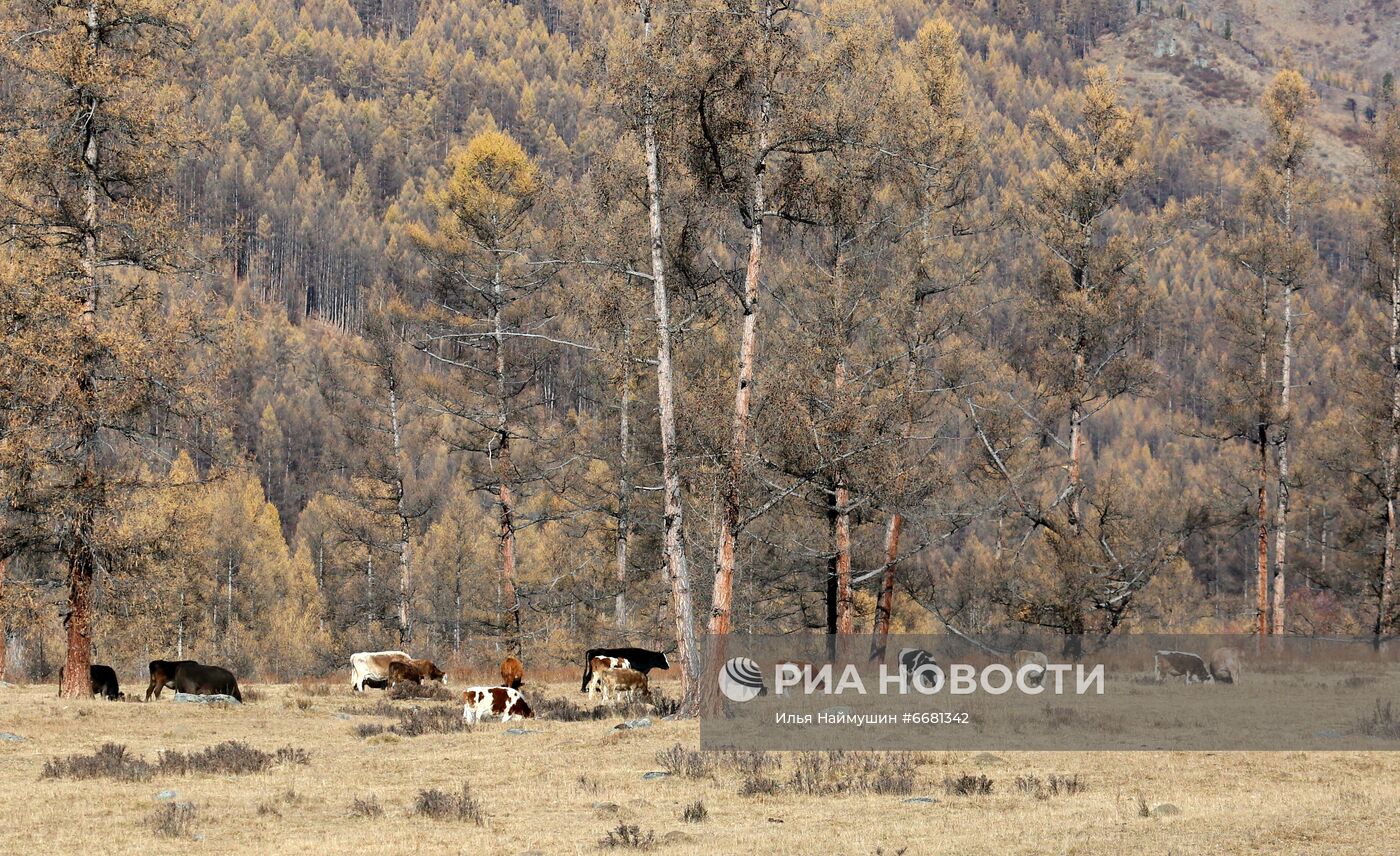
<box><xmin>350</xmin><ymin>650</ymin><xmax>413</xmax><ymax>692</ymax></box>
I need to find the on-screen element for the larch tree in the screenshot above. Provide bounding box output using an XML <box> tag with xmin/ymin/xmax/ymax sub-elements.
<box><xmin>1374</xmin><ymin>102</ymin><xmax>1400</xmax><ymax>639</ymax></box>
<box><xmin>1227</xmin><ymin>70</ymin><xmax>1316</xmax><ymax>635</ymax></box>
<box><xmin>0</xmin><ymin>0</ymin><xmax>201</xmax><ymax>697</ymax></box>
<box><xmin>410</xmin><ymin>130</ymin><xmax>562</xmax><ymax>656</ymax></box>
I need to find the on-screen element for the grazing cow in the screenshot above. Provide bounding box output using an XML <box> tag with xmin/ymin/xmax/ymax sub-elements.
<box><xmin>1209</xmin><ymin>647</ymin><xmax>1243</xmax><ymax>684</ymax></box>
<box><xmin>599</xmin><ymin>667</ymin><xmax>650</xmax><ymax>703</ymax></box>
<box><xmin>580</xmin><ymin>646</ymin><xmax>669</xmax><ymax>694</ymax></box>
<box><xmin>1154</xmin><ymin>650</ymin><xmax>1213</xmax><ymax>684</ymax></box>
<box><xmin>500</xmin><ymin>656</ymin><xmax>524</xmax><ymax>690</ymax></box>
<box><xmin>461</xmin><ymin>686</ymin><xmax>534</xmax><ymax>724</ymax></box>
<box><xmin>898</xmin><ymin>647</ymin><xmax>938</xmax><ymax>675</ymax></box>
<box><xmin>387</xmin><ymin>658</ymin><xmax>446</xmax><ymax>688</ymax></box>
<box><xmin>585</xmin><ymin>655</ymin><xmax>630</xmax><ymax>698</ymax></box>
<box><xmin>1013</xmin><ymin>650</ymin><xmax>1049</xmax><ymax>687</ymax></box>
<box><xmin>57</xmin><ymin>664</ymin><xmax>122</xmax><ymax>700</ymax></box>
<box><xmin>350</xmin><ymin>651</ymin><xmax>412</xmax><ymax>692</ymax></box>
<box><xmin>146</xmin><ymin>659</ymin><xmax>198</xmax><ymax>701</ymax></box>
<box><xmin>170</xmin><ymin>662</ymin><xmax>243</xmax><ymax>701</ymax></box>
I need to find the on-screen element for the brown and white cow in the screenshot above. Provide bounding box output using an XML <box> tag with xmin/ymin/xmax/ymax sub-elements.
<box><xmin>1208</xmin><ymin>647</ymin><xmax>1242</xmax><ymax>684</ymax></box>
<box><xmin>500</xmin><ymin>656</ymin><xmax>524</xmax><ymax>690</ymax></box>
<box><xmin>585</xmin><ymin>655</ymin><xmax>630</xmax><ymax>698</ymax></box>
<box><xmin>350</xmin><ymin>651</ymin><xmax>412</xmax><ymax>692</ymax></box>
<box><xmin>461</xmin><ymin>686</ymin><xmax>534</xmax><ymax>724</ymax></box>
<box><xmin>1154</xmin><ymin>650</ymin><xmax>1213</xmax><ymax>684</ymax></box>
<box><xmin>387</xmin><ymin>658</ymin><xmax>446</xmax><ymax>688</ymax></box>
<box><xmin>599</xmin><ymin>667</ymin><xmax>650</xmax><ymax>703</ymax></box>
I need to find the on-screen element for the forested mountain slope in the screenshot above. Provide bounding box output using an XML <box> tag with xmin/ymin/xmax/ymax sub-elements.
<box><xmin>3</xmin><ymin>0</ymin><xmax>1398</xmax><ymax>685</ymax></box>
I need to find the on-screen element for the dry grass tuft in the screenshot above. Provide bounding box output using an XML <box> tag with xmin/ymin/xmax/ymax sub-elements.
<box><xmin>155</xmin><ymin>741</ymin><xmax>308</xmax><ymax>775</ymax></box>
<box><xmin>943</xmin><ymin>773</ymin><xmax>994</xmax><ymax>797</ymax></box>
<box><xmin>1014</xmin><ymin>773</ymin><xmax>1087</xmax><ymax>799</ymax></box>
<box><xmin>789</xmin><ymin>752</ymin><xmax>915</xmax><ymax>796</ymax></box>
<box><xmin>42</xmin><ymin>743</ymin><xmax>153</xmax><ymax>782</ymax></box>
<box><xmin>146</xmin><ymin>802</ymin><xmax>197</xmax><ymax>839</ymax></box>
<box><xmin>414</xmin><ymin>782</ymin><xmax>485</xmax><ymax>824</ymax></box>
<box><xmin>388</xmin><ymin>682</ymin><xmax>453</xmax><ymax>702</ymax></box>
<box><xmin>349</xmin><ymin>794</ymin><xmax>383</xmax><ymax>819</ymax></box>
<box><xmin>599</xmin><ymin>823</ymin><xmax>655</xmax><ymax>849</ymax></box>
<box><xmin>681</xmin><ymin>799</ymin><xmax>707</xmax><ymax>823</ymax></box>
<box><xmin>656</xmin><ymin>743</ymin><xmax>713</xmax><ymax>778</ymax></box>
<box><xmin>390</xmin><ymin>704</ymin><xmax>470</xmax><ymax>737</ymax></box>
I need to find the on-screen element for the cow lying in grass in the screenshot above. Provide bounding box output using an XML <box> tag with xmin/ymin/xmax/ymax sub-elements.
<box><xmin>461</xmin><ymin>686</ymin><xmax>534</xmax><ymax>724</ymax></box>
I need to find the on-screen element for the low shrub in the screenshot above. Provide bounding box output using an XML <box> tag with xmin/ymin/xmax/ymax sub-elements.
<box><xmin>943</xmin><ymin>773</ymin><xmax>993</xmax><ymax>797</ymax></box>
<box><xmin>599</xmin><ymin>823</ymin><xmax>655</xmax><ymax>850</ymax></box>
<box><xmin>681</xmin><ymin>799</ymin><xmax>708</xmax><ymax>823</ymax></box>
<box><xmin>350</xmin><ymin>795</ymin><xmax>383</xmax><ymax>818</ymax></box>
<box><xmin>414</xmin><ymin>783</ymin><xmax>485</xmax><ymax>824</ymax></box>
<box><xmin>147</xmin><ymin>802</ymin><xmax>197</xmax><ymax>839</ymax></box>
<box><xmin>655</xmin><ymin>744</ymin><xmax>713</xmax><ymax>779</ymax></box>
<box><xmin>42</xmin><ymin>743</ymin><xmax>153</xmax><ymax>782</ymax></box>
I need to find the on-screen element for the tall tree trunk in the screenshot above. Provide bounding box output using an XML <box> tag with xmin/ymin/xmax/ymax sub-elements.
<box><xmin>615</xmin><ymin>350</ymin><xmax>631</xmax><ymax>630</ymax></box>
<box><xmin>710</xmin><ymin>23</ymin><xmax>772</xmax><ymax>637</ymax></box>
<box><xmin>0</xmin><ymin>553</ymin><xmax>9</xmax><ymax>682</ymax></box>
<box><xmin>1382</xmin><ymin>229</ymin><xmax>1400</xmax><ymax>640</ymax></box>
<box><xmin>1258</xmin><ymin>423</ymin><xmax>1271</xmax><ymax>636</ymax></box>
<box><xmin>640</xmin><ymin>0</ymin><xmax>699</xmax><ymax>710</ymax></box>
<box><xmin>61</xmin><ymin>0</ymin><xmax>102</xmax><ymax>700</ymax></box>
<box><xmin>871</xmin><ymin>513</ymin><xmax>903</xmax><ymax>658</ymax></box>
<box><xmin>833</xmin><ymin>360</ymin><xmax>853</xmax><ymax>635</ymax></box>
<box><xmin>826</xmin><ymin>491</ymin><xmax>838</xmax><ymax>634</ymax></box>
<box><xmin>494</xmin><ymin>261</ymin><xmax>521</xmax><ymax>655</ymax></box>
<box><xmin>388</xmin><ymin>368</ymin><xmax>412</xmax><ymax>644</ymax></box>
<box><xmin>1273</xmin><ymin>166</ymin><xmax>1296</xmax><ymax>636</ymax></box>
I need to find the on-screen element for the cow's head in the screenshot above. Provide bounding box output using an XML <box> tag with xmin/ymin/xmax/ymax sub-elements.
<box><xmin>659</xmin><ymin>652</ymin><xmax>670</xmax><ymax>670</ymax></box>
<box><xmin>510</xmin><ymin>693</ymin><xmax>534</xmax><ymax>719</ymax></box>
<box><xmin>425</xmin><ymin>661</ymin><xmax>446</xmax><ymax>684</ymax></box>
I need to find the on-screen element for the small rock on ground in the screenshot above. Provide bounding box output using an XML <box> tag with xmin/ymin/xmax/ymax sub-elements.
<box><xmin>972</xmin><ymin>752</ymin><xmax>1003</xmax><ymax>765</ymax></box>
<box><xmin>0</xmin><ymin>733</ymin><xmax>25</xmax><ymax>742</ymax></box>
<box><xmin>1151</xmin><ymin>803</ymin><xmax>1181</xmax><ymax>817</ymax></box>
<box><xmin>173</xmin><ymin>692</ymin><xmax>241</xmax><ymax>705</ymax></box>
<box><xmin>614</xmin><ymin>718</ymin><xmax>651</xmax><ymax>730</ymax></box>
<box><xmin>641</xmin><ymin>771</ymin><xmax>670</xmax><ymax>780</ymax></box>
<box><xmin>902</xmin><ymin>796</ymin><xmax>938</xmax><ymax>804</ymax></box>
<box><xmin>156</xmin><ymin>790</ymin><xmax>178</xmax><ymax>801</ymax></box>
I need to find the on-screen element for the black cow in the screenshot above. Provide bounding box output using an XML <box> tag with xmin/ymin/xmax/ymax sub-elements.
<box><xmin>170</xmin><ymin>662</ymin><xmax>243</xmax><ymax>701</ymax></box>
<box><xmin>580</xmin><ymin>646</ymin><xmax>670</xmax><ymax>693</ymax></box>
<box><xmin>57</xmin><ymin>664</ymin><xmax>122</xmax><ymax>700</ymax></box>
<box><xmin>146</xmin><ymin>659</ymin><xmax>198</xmax><ymax>701</ymax></box>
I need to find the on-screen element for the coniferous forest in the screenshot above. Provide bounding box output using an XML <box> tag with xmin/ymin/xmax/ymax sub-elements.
<box><xmin>2</xmin><ymin>0</ymin><xmax>1399</xmax><ymax>707</ymax></box>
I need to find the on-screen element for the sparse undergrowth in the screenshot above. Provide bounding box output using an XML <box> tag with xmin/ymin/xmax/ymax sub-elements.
<box><xmin>1353</xmin><ymin>699</ymin><xmax>1400</xmax><ymax>738</ymax></box>
<box><xmin>943</xmin><ymin>773</ymin><xmax>994</xmax><ymax>797</ymax></box>
<box><xmin>349</xmin><ymin>794</ymin><xmax>383</xmax><ymax>818</ymax></box>
<box><xmin>388</xmin><ymin>682</ymin><xmax>454</xmax><ymax>702</ymax></box>
<box><xmin>414</xmin><ymin>782</ymin><xmax>485</xmax><ymax>824</ymax></box>
<box><xmin>42</xmin><ymin>741</ymin><xmax>308</xmax><ymax>781</ymax></box>
<box><xmin>1014</xmin><ymin>773</ymin><xmax>1087</xmax><ymax>799</ymax></box>
<box><xmin>681</xmin><ymin>799</ymin><xmax>707</xmax><ymax>823</ymax></box>
<box><xmin>147</xmin><ymin>802</ymin><xmax>198</xmax><ymax>839</ymax></box>
<box><xmin>599</xmin><ymin>823</ymin><xmax>655</xmax><ymax>850</ymax></box>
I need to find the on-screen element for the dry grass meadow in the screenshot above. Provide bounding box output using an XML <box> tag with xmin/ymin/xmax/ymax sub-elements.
<box><xmin>1</xmin><ymin>674</ymin><xmax>1397</xmax><ymax>855</ymax></box>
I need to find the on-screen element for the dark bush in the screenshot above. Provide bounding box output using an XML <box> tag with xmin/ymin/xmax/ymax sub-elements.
<box><xmin>1354</xmin><ymin>699</ymin><xmax>1400</xmax><ymax>738</ymax></box>
<box><xmin>1015</xmin><ymin>773</ymin><xmax>1086</xmax><ymax>799</ymax></box>
<box><xmin>156</xmin><ymin>741</ymin><xmax>307</xmax><ymax>775</ymax></box>
<box><xmin>414</xmin><ymin>783</ymin><xmax>485</xmax><ymax>824</ymax></box>
<box><xmin>391</xmin><ymin>704</ymin><xmax>469</xmax><ymax>737</ymax></box>
<box><xmin>355</xmin><ymin>723</ymin><xmax>386</xmax><ymax>739</ymax></box>
<box><xmin>789</xmin><ymin>752</ymin><xmax>915</xmax><ymax>796</ymax></box>
<box><xmin>656</xmin><ymin>744</ymin><xmax>713</xmax><ymax>778</ymax></box>
<box><xmin>681</xmin><ymin>799</ymin><xmax>707</xmax><ymax>823</ymax></box>
<box><xmin>42</xmin><ymin>743</ymin><xmax>153</xmax><ymax>782</ymax></box>
<box><xmin>388</xmin><ymin>682</ymin><xmax>453</xmax><ymax>702</ymax></box>
<box><xmin>943</xmin><ymin>773</ymin><xmax>993</xmax><ymax>797</ymax></box>
<box><xmin>599</xmin><ymin>823</ymin><xmax>654</xmax><ymax>850</ymax></box>
<box><xmin>739</xmin><ymin>772</ymin><xmax>780</xmax><ymax>796</ymax></box>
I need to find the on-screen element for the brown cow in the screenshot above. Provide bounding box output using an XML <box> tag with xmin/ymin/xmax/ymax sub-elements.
<box><xmin>1154</xmin><ymin>650</ymin><xmax>1213</xmax><ymax>684</ymax></box>
<box><xmin>387</xmin><ymin>658</ymin><xmax>446</xmax><ymax>688</ymax></box>
<box><xmin>585</xmin><ymin>655</ymin><xmax>630</xmax><ymax>698</ymax></box>
<box><xmin>500</xmin><ymin>656</ymin><xmax>523</xmax><ymax>690</ymax></box>
<box><xmin>1209</xmin><ymin>647</ymin><xmax>1242</xmax><ymax>684</ymax></box>
<box><xmin>599</xmin><ymin>667</ymin><xmax>650</xmax><ymax>703</ymax></box>
<box><xmin>146</xmin><ymin>659</ymin><xmax>198</xmax><ymax>701</ymax></box>
<box><xmin>461</xmin><ymin>686</ymin><xmax>533</xmax><ymax>724</ymax></box>
<box><xmin>350</xmin><ymin>650</ymin><xmax>412</xmax><ymax>692</ymax></box>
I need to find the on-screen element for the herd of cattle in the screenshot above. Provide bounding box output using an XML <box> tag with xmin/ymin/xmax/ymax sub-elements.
<box><xmin>49</xmin><ymin>643</ymin><xmax>1238</xmax><ymax>714</ymax></box>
